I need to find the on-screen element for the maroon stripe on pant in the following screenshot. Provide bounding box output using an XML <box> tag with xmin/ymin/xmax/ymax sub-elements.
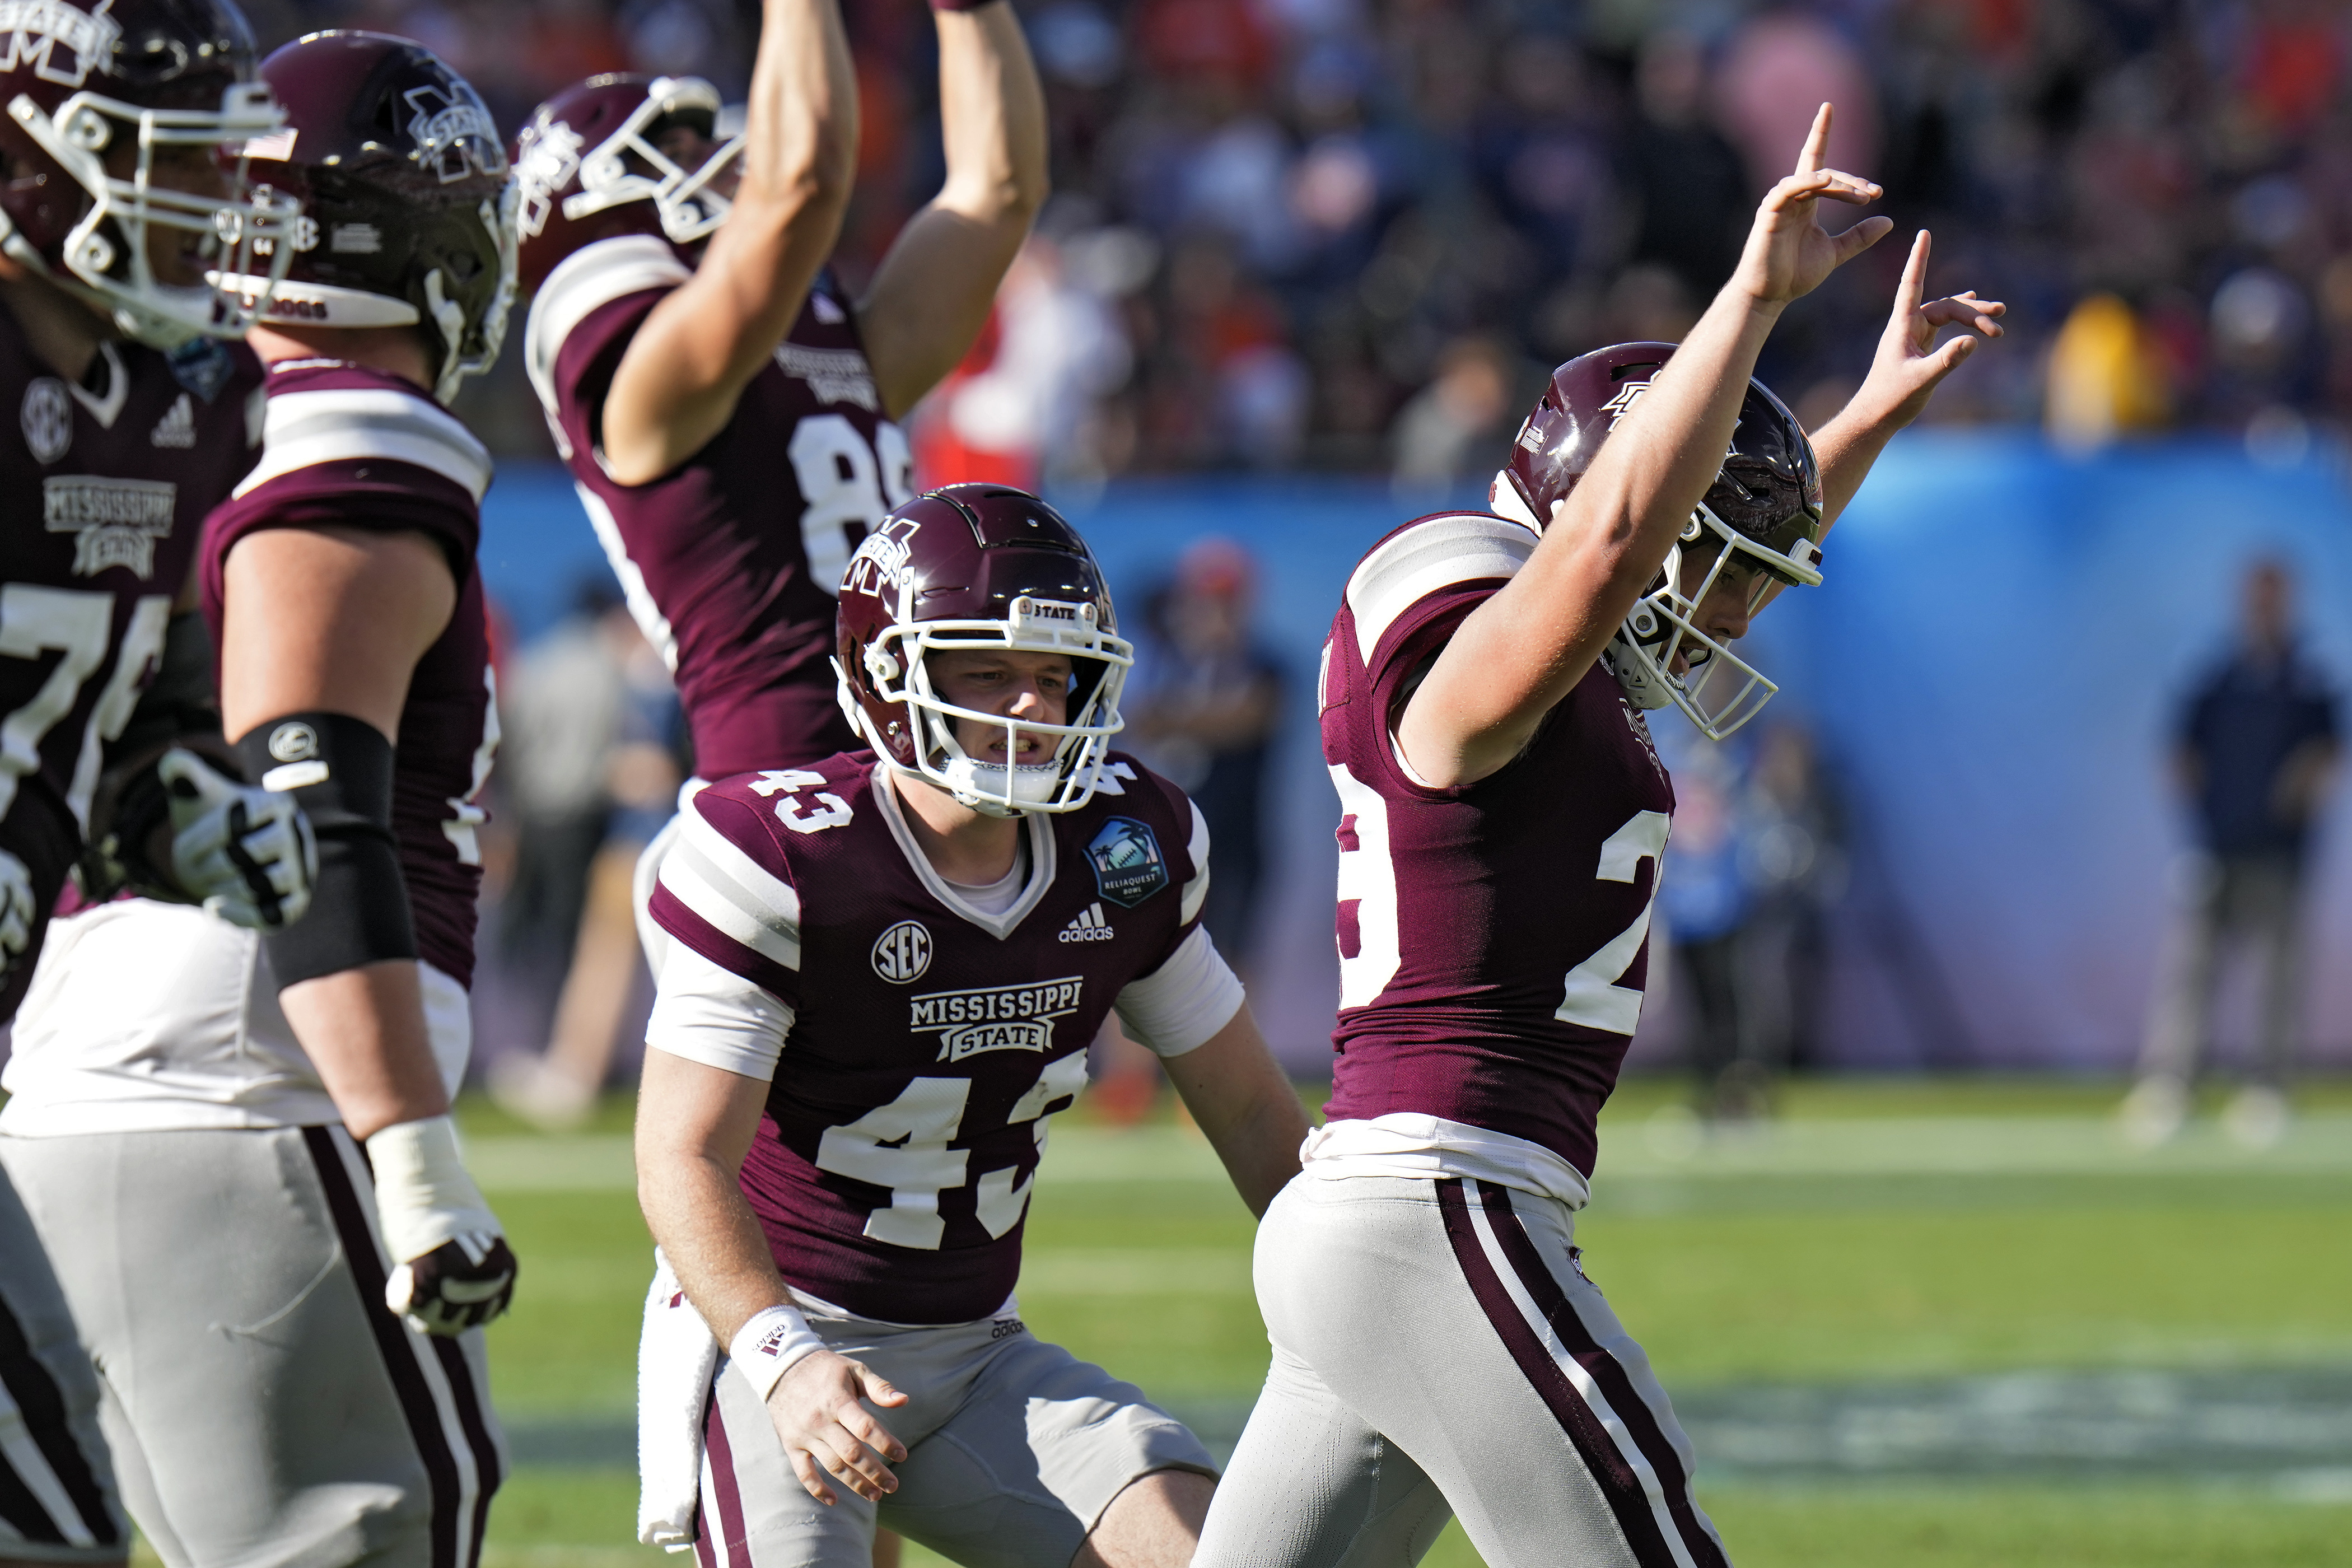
<box><xmin>427</xmin><ymin>1334</ymin><xmax>503</xmax><ymax>1567</ymax></box>
<box><xmin>305</xmin><ymin>1126</ymin><xmax>462</xmax><ymax>1568</ymax></box>
<box><xmin>1434</xmin><ymin>1178</ymin><xmax>1680</xmax><ymax>1568</ymax></box>
<box><xmin>0</xmin><ymin>1287</ymin><xmax>110</xmax><ymax>1547</ymax></box>
<box><xmin>701</xmin><ymin>1368</ymin><xmax>753</xmax><ymax>1566</ymax></box>
<box><xmin>1473</xmin><ymin>1180</ymin><xmax>1726</xmax><ymax>1568</ymax></box>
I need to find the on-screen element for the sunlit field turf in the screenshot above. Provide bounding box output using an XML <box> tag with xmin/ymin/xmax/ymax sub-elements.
<box><xmin>165</xmin><ymin>1075</ymin><xmax>2349</xmax><ymax>1568</ymax></box>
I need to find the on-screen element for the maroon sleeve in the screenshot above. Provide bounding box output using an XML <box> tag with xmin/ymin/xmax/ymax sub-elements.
<box><xmin>646</xmin><ymin>780</ymin><xmax>808</xmax><ymax>1008</ymax></box>
<box><xmin>552</xmin><ymin>289</ymin><xmax>666</xmax><ymax>461</ymax></box>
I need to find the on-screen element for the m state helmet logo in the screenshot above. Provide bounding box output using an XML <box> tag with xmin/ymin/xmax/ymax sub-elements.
<box><xmin>1085</xmin><ymin>817</ymin><xmax>1168</xmax><ymax>909</ymax></box>
<box><xmin>403</xmin><ymin>82</ymin><xmax>506</xmax><ymax>183</ymax></box>
<box><xmin>871</xmin><ymin>920</ymin><xmax>932</xmax><ymax>983</ymax></box>
<box><xmin>0</xmin><ymin>0</ymin><xmax>121</xmax><ymax>90</ymax></box>
<box><xmin>512</xmin><ymin>112</ymin><xmax>582</xmax><ymax>238</ymax></box>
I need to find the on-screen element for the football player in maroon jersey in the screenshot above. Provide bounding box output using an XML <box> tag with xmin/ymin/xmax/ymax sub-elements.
<box><xmin>511</xmin><ymin>0</ymin><xmax>1047</xmax><ymax>999</ymax></box>
<box><xmin>1193</xmin><ymin>110</ymin><xmax>2005</xmax><ymax>1568</ymax></box>
<box><xmin>632</xmin><ymin>485</ymin><xmax>1309</xmax><ymax>1566</ymax></box>
<box><xmin>1</xmin><ymin>31</ymin><xmax>514</xmax><ymax>1568</ymax></box>
<box><xmin>0</xmin><ymin>3</ymin><xmax>314</xmax><ymax>1560</ymax></box>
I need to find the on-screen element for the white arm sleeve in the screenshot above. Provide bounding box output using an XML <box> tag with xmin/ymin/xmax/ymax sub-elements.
<box><xmin>644</xmin><ymin>945</ymin><xmax>794</xmax><ymax>1081</ymax></box>
<box><xmin>1113</xmin><ymin>925</ymin><xmax>1246</xmax><ymax>1059</ymax></box>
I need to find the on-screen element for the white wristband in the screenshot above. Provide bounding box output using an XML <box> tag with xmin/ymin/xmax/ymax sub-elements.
<box><xmin>365</xmin><ymin>1115</ymin><xmax>500</xmax><ymax>1266</ymax></box>
<box><xmin>729</xmin><ymin>1305</ymin><xmax>825</xmax><ymax>1401</ymax></box>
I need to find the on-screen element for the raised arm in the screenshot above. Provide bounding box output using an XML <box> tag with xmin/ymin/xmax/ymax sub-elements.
<box><xmin>1809</xmin><ymin>228</ymin><xmax>2005</xmax><ymax>533</ymax></box>
<box><xmin>856</xmin><ymin>0</ymin><xmax>1048</xmax><ymax>418</ymax></box>
<box><xmin>601</xmin><ymin>0</ymin><xmax>858</xmax><ymax>483</ymax></box>
<box><xmin>1398</xmin><ymin>106</ymin><xmax>1889</xmax><ymax>788</ymax></box>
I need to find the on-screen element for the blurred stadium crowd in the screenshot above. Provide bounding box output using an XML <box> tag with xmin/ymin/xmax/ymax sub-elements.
<box><xmin>250</xmin><ymin>0</ymin><xmax>2352</xmax><ymax>476</ymax></box>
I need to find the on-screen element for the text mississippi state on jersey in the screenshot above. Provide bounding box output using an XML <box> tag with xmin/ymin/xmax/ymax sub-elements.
<box><xmin>651</xmin><ymin>752</ymin><xmax>1212</xmax><ymax>1324</ymax></box>
<box><xmin>199</xmin><ymin>360</ymin><xmax>500</xmax><ymax>988</ymax></box>
<box><xmin>0</xmin><ymin>320</ymin><xmax>262</xmax><ymax>869</ymax></box>
<box><xmin>526</xmin><ymin>236</ymin><xmax>915</xmax><ymax>776</ymax></box>
<box><xmin>1319</xmin><ymin>511</ymin><xmax>1677</xmax><ymax>1178</ymax></box>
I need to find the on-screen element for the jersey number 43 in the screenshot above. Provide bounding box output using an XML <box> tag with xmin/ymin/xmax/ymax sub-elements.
<box><xmin>815</xmin><ymin>1050</ymin><xmax>1091</xmax><ymax>1249</ymax></box>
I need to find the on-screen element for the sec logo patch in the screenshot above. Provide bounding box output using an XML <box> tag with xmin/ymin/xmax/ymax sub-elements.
<box><xmin>1085</xmin><ymin>818</ymin><xmax>1168</xmax><ymax>909</ymax></box>
<box><xmin>21</xmin><ymin>378</ymin><xmax>69</xmax><ymax>464</ymax></box>
<box><xmin>871</xmin><ymin>920</ymin><xmax>932</xmax><ymax>983</ymax></box>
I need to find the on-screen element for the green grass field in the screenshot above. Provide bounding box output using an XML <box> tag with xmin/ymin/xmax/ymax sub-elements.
<box><xmin>388</xmin><ymin>1076</ymin><xmax>2352</xmax><ymax>1567</ymax></box>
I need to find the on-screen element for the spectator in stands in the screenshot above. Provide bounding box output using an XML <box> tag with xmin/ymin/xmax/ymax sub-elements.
<box><xmin>2125</xmin><ymin>559</ymin><xmax>2342</xmax><ymax>1147</ymax></box>
<box><xmin>1389</xmin><ymin>332</ymin><xmax>1522</xmax><ymax>501</ymax></box>
<box><xmin>1656</xmin><ymin>728</ymin><xmax>1764</xmax><ymax>1123</ymax></box>
<box><xmin>498</xmin><ymin>626</ymin><xmax>683</xmax><ymax>1128</ymax></box>
<box><xmin>1126</xmin><ymin>538</ymin><xmax>1284</xmax><ymax>958</ymax></box>
<box><xmin>494</xmin><ymin>583</ymin><xmax>633</xmax><ymax>1013</ymax></box>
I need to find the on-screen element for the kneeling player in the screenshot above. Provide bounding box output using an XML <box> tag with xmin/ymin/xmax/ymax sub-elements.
<box><xmin>1193</xmin><ymin>112</ymin><xmax>2004</xmax><ymax>1567</ymax></box>
<box><xmin>1</xmin><ymin>33</ymin><xmax>517</xmax><ymax>1568</ymax></box>
<box><xmin>635</xmin><ymin>484</ymin><xmax>1308</xmax><ymax>1566</ymax></box>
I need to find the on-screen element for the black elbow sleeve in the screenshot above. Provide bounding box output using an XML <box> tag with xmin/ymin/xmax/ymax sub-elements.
<box><xmin>234</xmin><ymin>712</ymin><xmax>415</xmax><ymax>988</ymax></box>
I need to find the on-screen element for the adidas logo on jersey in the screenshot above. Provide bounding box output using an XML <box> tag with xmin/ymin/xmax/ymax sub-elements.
<box><xmin>1059</xmin><ymin>903</ymin><xmax>1116</xmax><ymax>943</ymax></box>
<box><xmin>149</xmin><ymin>394</ymin><xmax>195</xmax><ymax>449</ymax></box>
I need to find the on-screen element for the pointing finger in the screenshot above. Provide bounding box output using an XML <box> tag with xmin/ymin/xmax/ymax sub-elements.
<box><xmin>1898</xmin><ymin>230</ymin><xmax>1931</xmax><ymax>316</ymax></box>
<box><xmin>1794</xmin><ymin>102</ymin><xmax>1832</xmax><ymax>178</ymax></box>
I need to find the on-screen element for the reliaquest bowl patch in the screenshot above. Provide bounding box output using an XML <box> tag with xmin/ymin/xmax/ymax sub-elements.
<box><xmin>1085</xmin><ymin>816</ymin><xmax>1168</xmax><ymax>908</ymax></box>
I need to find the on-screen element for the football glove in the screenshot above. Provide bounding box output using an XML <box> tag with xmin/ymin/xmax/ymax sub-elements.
<box><xmin>367</xmin><ymin>1115</ymin><xmax>517</xmax><ymax>1336</ymax></box>
<box><xmin>161</xmin><ymin>747</ymin><xmax>318</xmax><ymax>930</ymax></box>
<box><xmin>0</xmin><ymin>848</ymin><xmax>31</xmax><ymax>970</ymax></box>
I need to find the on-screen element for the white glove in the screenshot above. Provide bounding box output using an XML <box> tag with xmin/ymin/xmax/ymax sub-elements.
<box><xmin>367</xmin><ymin>1116</ymin><xmax>517</xmax><ymax>1336</ymax></box>
<box><xmin>0</xmin><ymin>848</ymin><xmax>31</xmax><ymax>969</ymax></box>
<box><xmin>160</xmin><ymin>747</ymin><xmax>316</xmax><ymax>930</ymax></box>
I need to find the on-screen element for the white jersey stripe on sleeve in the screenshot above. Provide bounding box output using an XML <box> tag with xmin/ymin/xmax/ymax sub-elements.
<box><xmin>1346</xmin><ymin>513</ymin><xmax>1538</xmax><ymax>664</ymax></box>
<box><xmin>235</xmin><ymin>389</ymin><xmax>494</xmax><ymax>501</ymax></box>
<box><xmin>1179</xmin><ymin>800</ymin><xmax>1212</xmax><ymax>926</ymax></box>
<box><xmin>677</xmin><ymin>808</ymin><xmax>801</xmax><ymax>928</ymax></box>
<box><xmin>524</xmin><ymin>234</ymin><xmax>693</xmax><ymax>419</ymax></box>
<box><xmin>659</xmin><ymin>851</ymin><xmax>801</xmax><ymax>972</ymax></box>
<box><xmin>657</xmin><ymin>807</ymin><xmax>802</xmax><ymax>971</ymax></box>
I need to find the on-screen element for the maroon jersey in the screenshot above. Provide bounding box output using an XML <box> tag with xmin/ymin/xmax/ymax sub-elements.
<box><xmin>1320</xmin><ymin>512</ymin><xmax>1677</xmax><ymax>1179</ymax></box>
<box><xmin>0</xmin><ymin>316</ymin><xmax>263</xmax><ymax>1019</ymax></box>
<box><xmin>200</xmin><ymin>360</ymin><xmax>499</xmax><ymax>989</ymax></box>
<box><xmin>651</xmin><ymin>752</ymin><xmax>1207</xmax><ymax>1323</ymax></box>
<box><xmin>524</xmin><ymin>235</ymin><xmax>914</xmax><ymax>778</ymax></box>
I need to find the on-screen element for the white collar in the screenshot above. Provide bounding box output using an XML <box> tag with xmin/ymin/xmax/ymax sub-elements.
<box><xmin>868</xmin><ymin>760</ymin><xmax>1056</xmax><ymax>939</ymax></box>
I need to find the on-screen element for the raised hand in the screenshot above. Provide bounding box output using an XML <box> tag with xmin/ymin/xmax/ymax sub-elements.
<box><xmin>1733</xmin><ymin>102</ymin><xmax>1891</xmax><ymax>307</ymax></box>
<box><xmin>1853</xmin><ymin>228</ymin><xmax>2006</xmax><ymax>431</ymax></box>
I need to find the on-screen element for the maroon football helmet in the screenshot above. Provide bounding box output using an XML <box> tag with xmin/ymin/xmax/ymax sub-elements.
<box><xmin>511</xmin><ymin>73</ymin><xmax>738</xmax><ymax>292</ymax></box>
<box><xmin>1492</xmin><ymin>342</ymin><xmax>1824</xmax><ymax>740</ymax></box>
<box><xmin>834</xmin><ymin>484</ymin><xmax>1134</xmax><ymax>817</ymax></box>
<box><xmin>233</xmin><ymin>32</ymin><xmax>515</xmax><ymax>403</ymax></box>
<box><xmin>0</xmin><ymin>0</ymin><xmax>302</xmax><ymax>346</ymax></box>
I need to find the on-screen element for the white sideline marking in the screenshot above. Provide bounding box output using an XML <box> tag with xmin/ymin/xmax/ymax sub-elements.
<box><xmin>463</xmin><ymin>1115</ymin><xmax>2352</xmax><ymax>1196</ymax></box>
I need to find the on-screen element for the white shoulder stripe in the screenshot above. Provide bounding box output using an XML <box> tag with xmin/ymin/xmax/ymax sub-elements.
<box><xmin>1180</xmin><ymin>799</ymin><xmax>1212</xmax><ymax>926</ymax></box>
<box><xmin>658</xmin><ymin>804</ymin><xmax>803</xmax><ymax>969</ymax></box>
<box><xmin>659</xmin><ymin>849</ymin><xmax>802</xmax><ymax>972</ymax></box>
<box><xmin>1346</xmin><ymin>512</ymin><xmax>1538</xmax><ymax>664</ymax></box>
<box><xmin>525</xmin><ymin>234</ymin><xmax>692</xmax><ymax>417</ymax></box>
<box><xmin>235</xmin><ymin>388</ymin><xmax>493</xmax><ymax>502</ymax></box>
